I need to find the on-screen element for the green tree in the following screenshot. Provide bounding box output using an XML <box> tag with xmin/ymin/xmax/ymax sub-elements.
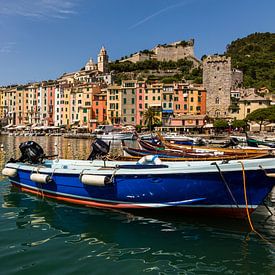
<box><xmin>143</xmin><ymin>107</ymin><xmax>160</xmax><ymax>131</ymax></box>
<box><xmin>225</xmin><ymin>32</ymin><xmax>275</xmax><ymax>91</ymax></box>
<box><xmin>231</xmin><ymin>119</ymin><xmax>247</xmax><ymax>130</ymax></box>
<box><xmin>213</xmin><ymin>119</ymin><xmax>228</xmax><ymax>133</ymax></box>
<box><xmin>246</xmin><ymin>106</ymin><xmax>275</xmax><ymax>131</ymax></box>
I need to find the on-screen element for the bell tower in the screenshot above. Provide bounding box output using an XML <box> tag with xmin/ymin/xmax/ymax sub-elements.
<box><xmin>97</xmin><ymin>46</ymin><xmax>109</xmax><ymax>73</ymax></box>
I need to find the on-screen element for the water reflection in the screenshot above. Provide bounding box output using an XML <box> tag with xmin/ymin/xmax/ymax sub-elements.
<box><xmin>0</xmin><ymin>136</ymin><xmax>274</xmax><ymax>274</ymax></box>
<box><xmin>2</xmin><ymin>190</ymin><xmax>275</xmax><ymax>274</ymax></box>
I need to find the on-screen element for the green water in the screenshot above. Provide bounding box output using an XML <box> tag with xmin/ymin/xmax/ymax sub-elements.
<box><xmin>0</xmin><ymin>136</ymin><xmax>274</xmax><ymax>274</ymax></box>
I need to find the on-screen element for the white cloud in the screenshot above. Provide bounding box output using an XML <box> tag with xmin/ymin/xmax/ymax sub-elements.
<box><xmin>129</xmin><ymin>0</ymin><xmax>196</xmax><ymax>29</ymax></box>
<box><xmin>0</xmin><ymin>42</ymin><xmax>16</xmax><ymax>54</ymax></box>
<box><xmin>0</xmin><ymin>0</ymin><xmax>80</xmax><ymax>19</ymax></box>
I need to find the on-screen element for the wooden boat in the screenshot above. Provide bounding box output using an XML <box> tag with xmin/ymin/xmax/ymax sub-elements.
<box><xmin>2</xmin><ymin>141</ymin><xmax>275</xmax><ymax>219</ymax></box>
<box><xmin>123</xmin><ymin>144</ymin><xmax>271</xmax><ymax>161</ymax></box>
<box><xmin>157</xmin><ymin>133</ymin><xmax>274</xmax><ymax>155</ymax></box>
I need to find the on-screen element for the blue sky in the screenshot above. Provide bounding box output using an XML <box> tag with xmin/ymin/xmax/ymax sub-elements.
<box><xmin>0</xmin><ymin>0</ymin><xmax>274</xmax><ymax>86</ymax></box>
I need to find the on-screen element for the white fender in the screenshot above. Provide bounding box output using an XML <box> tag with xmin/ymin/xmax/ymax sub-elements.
<box><xmin>2</xmin><ymin>167</ymin><xmax>17</xmax><ymax>177</ymax></box>
<box><xmin>137</xmin><ymin>155</ymin><xmax>162</xmax><ymax>165</ymax></box>
<box><xmin>30</xmin><ymin>173</ymin><xmax>52</xmax><ymax>184</ymax></box>
<box><xmin>80</xmin><ymin>175</ymin><xmax>110</xmax><ymax>186</ymax></box>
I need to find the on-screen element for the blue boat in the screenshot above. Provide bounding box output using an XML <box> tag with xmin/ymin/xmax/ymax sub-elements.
<box><xmin>2</xmin><ymin>141</ymin><xmax>275</xmax><ymax>219</ymax></box>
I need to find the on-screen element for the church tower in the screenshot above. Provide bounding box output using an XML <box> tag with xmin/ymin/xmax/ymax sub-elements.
<box><xmin>97</xmin><ymin>46</ymin><xmax>109</xmax><ymax>73</ymax></box>
<box><xmin>85</xmin><ymin>58</ymin><xmax>97</xmax><ymax>71</ymax></box>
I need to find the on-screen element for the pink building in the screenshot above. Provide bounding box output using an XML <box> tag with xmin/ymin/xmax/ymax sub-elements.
<box><xmin>136</xmin><ymin>81</ymin><xmax>146</xmax><ymax>125</ymax></box>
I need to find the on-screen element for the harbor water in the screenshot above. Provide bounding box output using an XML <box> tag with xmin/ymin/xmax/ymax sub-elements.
<box><xmin>0</xmin><ymin>136</ymin><xmax>274</xmax><ymax>274</ymax></box>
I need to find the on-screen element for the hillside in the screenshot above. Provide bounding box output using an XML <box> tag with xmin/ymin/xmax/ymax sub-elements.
<box><xmin>109</xmin><ymin>59</ymin><xmax>202</xmax><ymax>84</ymax></box>
<box><xmin>225</xmin><ymin>32</ymin><xmax>275</xmax><ymax>91</ymax></box>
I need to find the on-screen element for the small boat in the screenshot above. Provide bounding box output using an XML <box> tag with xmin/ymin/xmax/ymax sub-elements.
<box><xmin>95</xmin><ymin>131</ymin><xmax>136</xmax><ymax>140</ymax></box>
<box><xmin>2</xmin><ymin>140</ymin><xmax>275</xmax><ymax>219</ymax></box>
<box><xmin>93</xmin><ymin>125</ymin><xmax>137</xmax><ymax>140</ymax></box>
<box><xmin>162</xmin><ymin>133</ymin><xmax>207</xmax><ymax>146</ymax></box>
<box><xmin>157</xmin><ymin>133</ymin><xmax>274</xmax><ymax>155</ymax></box>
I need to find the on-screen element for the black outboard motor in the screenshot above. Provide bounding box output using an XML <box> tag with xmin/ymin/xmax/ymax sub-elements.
<box><xmin>87</xmin><ymin>139</ymin><xmax>110</xmax><ymax>160</ymax></box>
<box><xmin>221</xmin><ymin>137</ymin><xmax>239</xmax><ymax>148</ymax></box>
<box><xmin>18</xmin><ymin>141</ymin><xmax>45</xmax><ymax>164</ymax></box>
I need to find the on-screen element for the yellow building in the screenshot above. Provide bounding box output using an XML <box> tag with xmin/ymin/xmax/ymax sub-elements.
<box><xmin>144</xmin><ymin>83</ymin><xmax>163</xmax><ymax>122</ymax></box>
<box><xmin>232</xmin><ymin>92</ymin><xmax>271</xmax><ymax>120</ymax></box>
<box><xmin>107</xmin><ymin>84</ymin><xmax>123</xmax><ymax>125</ymax></box>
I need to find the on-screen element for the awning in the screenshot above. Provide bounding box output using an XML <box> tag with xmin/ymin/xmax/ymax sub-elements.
<box><xmin>3</xmin><ymin>124</ymin><xmax>13</xmax><ymax>129</ymax></box>
<box><xmin>78</xmin><ymin>125</ymin><xmax>88</xmax><ymax>129</ymax></box>
<box><xmin>15</xmin><ymin>125</ymin><xmax>26</xmax><ymax>130</ymax></box>
<box><xmin>162</xmin><ymin>110</ymin><xmax>173</xmax><ymax>113</ymax></box>
<box><xmin>203</xmin><ymin>123</ymin><xmax>213</xmax><ymax>128</ymax></box>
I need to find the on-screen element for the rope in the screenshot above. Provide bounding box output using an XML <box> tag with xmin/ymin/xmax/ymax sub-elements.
<box><xmin>213</xmin><ymin>162</ymin><xmax>239</xmax><ymax>208</ymax></box>
<box><xmin>239</xmin><ymin>161</ymin><xmax>274</xmax><ymax>245</ymax></box>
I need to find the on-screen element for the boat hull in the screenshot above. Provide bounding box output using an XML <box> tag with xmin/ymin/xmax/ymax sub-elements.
<box><xmin>5</xmin><ymin>158</ymin><xmax>275</xmax><ymax>218</ymax></box>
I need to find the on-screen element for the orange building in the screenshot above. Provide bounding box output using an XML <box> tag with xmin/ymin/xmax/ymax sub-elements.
<box><xmin>91</xmin><ymin>88</ymin><xmax>107</xmax><ymax>131</ymax></box>
<box><xmin>173</xmin><ymin>83</ymin><xmax>206</xmax><ymax>115</ymax></box>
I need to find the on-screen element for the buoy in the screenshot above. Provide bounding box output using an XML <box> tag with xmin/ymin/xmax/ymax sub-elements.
<box><xmin>54</xmin><ymin>142</ymin><xmax>58</xmax><ymax>146</ymax></box>
<box><xmin>80</xmin><ymin>174</ymin><xmax>110</xmax><ymax>186</ymax></box>
<box><xmin>2</xmin><ymin>167</ymin><xmax>17</xmax><ymax>177</ymax></box>
<box><xmin>30</xmin><ymin>173</ymin><xmax>52</xmax><ymax>184</ymax></box>
<box><xmin>137</xmin><ymin>155</ymin><xmax>162</xmax><ymax>165</ymax></box>
<box><xmin>0</xmin><ymin>144</ymin><xmax>4</xmax><ymax>148</ymax></box>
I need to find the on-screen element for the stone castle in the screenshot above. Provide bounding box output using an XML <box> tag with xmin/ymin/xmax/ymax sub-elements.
<box><xmin>121</xmin><ymin>39</ymin><xmax>200</xmax><ymax>66</ymax></box>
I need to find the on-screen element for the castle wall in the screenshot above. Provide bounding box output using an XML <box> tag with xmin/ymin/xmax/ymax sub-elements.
<box><xmin>153</xmin><ymin>45</ymin><xmax>194</xmax><ymax>62</ymax></box>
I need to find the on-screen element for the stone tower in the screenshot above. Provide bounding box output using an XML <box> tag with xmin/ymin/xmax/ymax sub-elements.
<box><xmin>97</xmin><ymin>46</ymin><xmax>109</xmax><ymax>73</ymax></box>
<box><xmin>203</xmin><ymin>55</ymin><xmax>232</xmax><ymax>118</ymax></box>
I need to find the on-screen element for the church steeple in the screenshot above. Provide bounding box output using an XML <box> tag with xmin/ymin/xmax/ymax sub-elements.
<box><xmin>97</xmin><ymin>46</ymin><xmax>109</xmax><ymax>73</ymax></box>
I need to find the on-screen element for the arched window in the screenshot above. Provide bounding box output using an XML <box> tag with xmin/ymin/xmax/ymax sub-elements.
<box><xmin>215</xmin><ymin>97</ymin><xmax>219</xmax><ymax>104</ymax></box>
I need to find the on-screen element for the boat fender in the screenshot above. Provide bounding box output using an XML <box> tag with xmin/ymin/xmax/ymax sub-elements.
<box><xmin>80</xmin><ymin>174</ymin><xmax>111</xmax><ymax>186</ymax></box>
<box><xmin>2</xmin><ymin>167</ymin><xmax>17</xmax><ymax>177</ymax></box>
<box><xmin>30</xmin><ymin>173</ymin><xmax>52</xmax><ymax>184</ymax></box>
<box><xmin>137</xmin><ymin>155</ymin><xmax>162</xmax><ymax>165</ymax></box>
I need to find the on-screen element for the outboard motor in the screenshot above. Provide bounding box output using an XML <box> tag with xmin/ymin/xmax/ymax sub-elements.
<box><xmin>18</xmin><ymin>141</ymin><xmax>45</xmax><ymax>164</ymax></box>
<box><xmin>87</xmin><ymin>139</ymin><xmax>110</xmax><ymax>160</ymax></box>
<box><xmin>222</xmin><ymin>137</ymin><xmax>239</xmax><ymax>148</ymax></box>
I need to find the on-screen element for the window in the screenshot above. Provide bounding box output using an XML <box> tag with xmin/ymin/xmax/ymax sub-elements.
<box><xmin>132</xmin><ymin>98</ymin><xmax>135</xmax><ymax>104</ymax></box>
<box><xmin>215</xmin><ymin>97</ymin><xmax>219</xmax><ymax>104</ymax></box>
<box><xmin>139</xmin><ymin>104</ymin><xmax>142</xmax><ymax>109</ymax></box>
<box><xmin>139</xmin><ymin>95</ymin><xmax>142</xmax><ymax>100</ymax></box>
<box><xmin>123</xmin><ymin>98</ymin><xmax>127</xmax><ymax>104</ymax></box>
<box><xmin>247</xmin><ymin>108</ymin><xmax>251</xmax><ymax>114</ymax></box>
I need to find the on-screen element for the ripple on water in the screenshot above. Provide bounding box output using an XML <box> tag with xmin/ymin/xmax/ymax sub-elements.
<box><xmin>0</xmin><ymin>136</ymin><xmax>274</xmax><ymax>274</ymax></box>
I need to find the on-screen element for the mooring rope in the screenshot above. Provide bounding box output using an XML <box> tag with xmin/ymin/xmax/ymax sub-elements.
<box><xmin>239</xmin><ymin>161</ymin><xmax>273</xmax><ymax>245</ymax></box>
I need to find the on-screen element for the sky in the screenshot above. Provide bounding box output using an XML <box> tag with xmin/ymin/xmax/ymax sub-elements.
<box><xmin>0</xmin><ymin>0</ymin><xmax>274</xmax><ymax>86</ymax></box>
